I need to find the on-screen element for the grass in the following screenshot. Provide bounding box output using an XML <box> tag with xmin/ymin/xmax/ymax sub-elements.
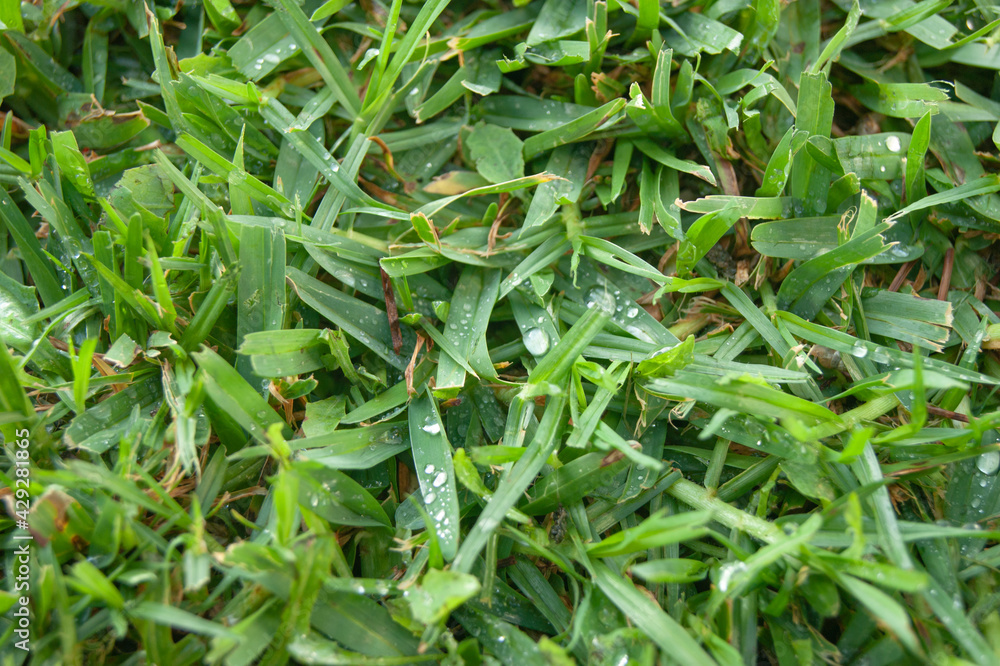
<box><xmin>2</xmin><ymin>0</ymin><xmax>1000</xmax><ymax>663</ymax></box>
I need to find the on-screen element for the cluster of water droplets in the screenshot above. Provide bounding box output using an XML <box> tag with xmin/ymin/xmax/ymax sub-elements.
<box><xmin>584</xmin><ymin>286</ymin><xmax>617</xmax><ymax>314</ymax></box>
<box><xmin>448</xmin><ymin>301</ymin><xmax>474</xmax><ymax>334</ymax></box>
<box><xmin>585</xmin><ymin>286</ymin><xmax>656</xmax><ymax>344</ymax></box>
<box><xmin>345</xmin><ymin>580</ymin><xmax>391</xmax><ymax>597</ymax></box>
<box><xmin>320</xmin><ymin>148</ymin><xmax>340</xmax><ymax>173</ymax></box>
<box><xmin>847</xmin><ymin>341</ymin><xmax>892</xmax><ymax>364</ymax></box>
<box><xmin>251</xmin><ymin>42</ymin><xmax>296</xmax><ymax>72</ymax></box>
<box><xmin>418</xmin><ymin>416</ymin><xmax>454</xmax><ymax>541</ymax></box>
<box><xmin>968</xmin><ymin>430</ymin><xmax>1000</xmax><ymax>511</ymax></box>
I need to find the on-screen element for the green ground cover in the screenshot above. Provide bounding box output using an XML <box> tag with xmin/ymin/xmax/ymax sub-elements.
<box><xmin>3</xmin><ymin>0</ymin><xmax>1000</xmax><ymax>663</ymax></box>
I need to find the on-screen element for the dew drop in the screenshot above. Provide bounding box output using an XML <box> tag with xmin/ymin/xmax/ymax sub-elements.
<box><xmin>424</xmin><ymin>463</ymin><xmax>435</xmax><ymax>475</ymax></box>
<box><xmin>885</xmin><ymin>135</ymin><xmax>901</xmax><ymax>152</ymax></box>
<box><xmin>976</xmin><ymin>450</ymin><xmax>1000</xmax><ymax>476</ymax></box>
<box><xmin>421</xmin><ymin>422</ymin><xmax>441</xmax><ymax>435</ymax></box>
<box><xmin>523</xmin><ymin>327</ymin><xmax>550</xmax><ymax>355</ymax></box>
<box><xmin>424</xmin><ymin>492</ymin><xmax>436</xmax><ymax>504</ymax></box>
<box><xmin>625</xmin><ymin>324</ymin><xmax>655</xmax><ymax>343</ymax></box>
<box><xmin>717</xmin><ymin>561</ymin><xmax>748</xmax><ymax>593</ymax></box>
<box><xmin>432</xmin><ymin>471</ymin><xmax>447</xmax><ymax>487</ymax></box>
<box><xmin>585</xmin><ymin>287</ymin><xmax>616</xmax><ymax>314</ymax></box>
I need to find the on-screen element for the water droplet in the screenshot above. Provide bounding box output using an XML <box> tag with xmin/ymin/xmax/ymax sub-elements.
<box><xmin>421</xmin><ymin>422</ymin><xmax>441</xmax><ymax>435</ymax></box>
<box><xmin>850</xmin><ymin>342</ymin><xmax>869</xmax><ymax>358</ymax></box>
<box><xmin>625</xmin><ymin>324</ymin><xmax>655</xmax><ymax>343</ymax></box>
<box><xmin>626</xmin><ymin>306</ymin><xmax>639</xmax><ymax>318</ymax></box>
<box><xmin>432</xmin><ymin>471</ymin><xmax>447</xmax><ymax>487</ymax></box>
<box><xmin>870</xmin><ymin>348</ymin><xmax>891</xmax><ymax>364</ymax></box>
<box><xmin>434</xmin><ymin>509</ymin><xmax>446</xmax><ymax>521</ymax></box>
<box><xmin>523</xmin><ymin>327</ymin><xmax>550</xmax><ymax>355</ymax></box>
<box><xmin>585</xmin><ymin>287</ymin><xmax>616</xmax><ymax>314</ymax></box>
<box><xmin>717</xmin><ymin>561</ymin><xmax>748</xmax><ymax>593</ymax></box>
<box><xmin>885</xmin><ymin>135</ymin><xmax>901</xmax><ymax>152</ymax></box>
<box><xmin>977</xmin><ymin>450</ymin><xmax>1000</xmax><ymax>475</ymax></box>
<box><xmin>424</xmin><ymin>464</ymin><xmax>435</xmax><ymax>475</ymax></box>
<box><xmin>263</xmin><ymin>53</ymin><xmax>281</xmax><ymax>65</ymax></box>
<box><xmin>424</xmin><ymin>492</ymin><xmax>436</xmax><ymax>504</ymax></box>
